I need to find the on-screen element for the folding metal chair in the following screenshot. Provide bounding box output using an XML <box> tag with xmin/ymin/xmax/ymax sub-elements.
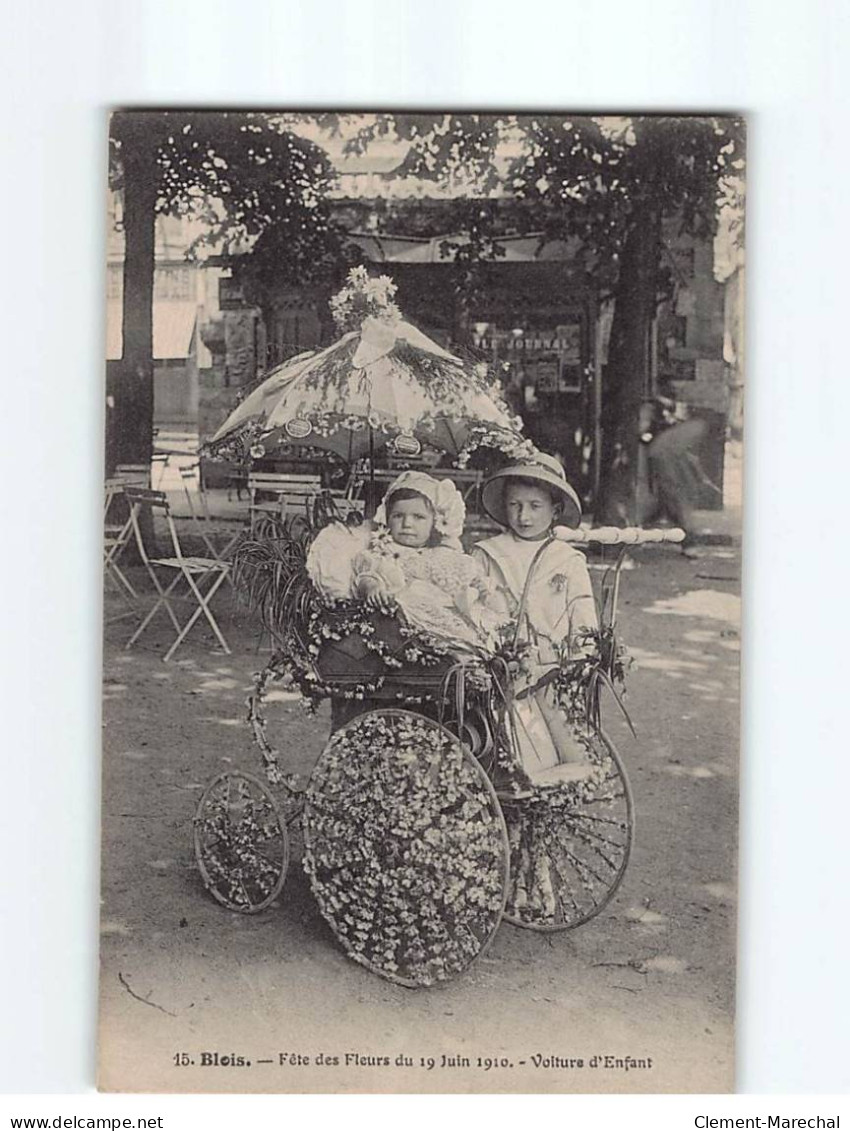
<box><xmin>123</xmin><ymin>487</ymin><xmax>232</xmax><ymax>662</ymax></box>
<box><xmin>151</xmin><ymin>451</ymin><xmax>170</xmax><ymax>489</ymax></box>
<box><xmin>176</xmin><ymin>464</ymin><xmax>243</xmax><ymax>566</ymax></box>
<box><xmin>247</xmin><ymin>471</ymin><xmax>322</xmax><ymax>534</ymax></box>
<box><xmin>114</xmin><ymin>464</ymin><xmax>151</xmax><ymax>488</ymax></box>
<box><xmin>103</xmin><ymin>479</ymin><xmax>137</xmax><ymax>606</ymax></box>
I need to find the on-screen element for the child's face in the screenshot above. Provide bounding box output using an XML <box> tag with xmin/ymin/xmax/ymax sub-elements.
<box><xmin>504</xmin><ymin>482</ymin><xmax>558</xmax><ymax>539</ymax></box>
<box><xmin>387</xmin><ymin>496</ymin><xmax>435</xmax><ymax>548</ymax></box>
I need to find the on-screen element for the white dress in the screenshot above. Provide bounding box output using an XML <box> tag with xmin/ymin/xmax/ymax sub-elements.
<box><xmin>306</xmin><ymin>522</ymin><xmax>507</xmax><ymax>651</ymax></box>
<box><xmin>472</xmin><ymin>532</ymin><xmax>599</xmax><ymax>776</ymax></box>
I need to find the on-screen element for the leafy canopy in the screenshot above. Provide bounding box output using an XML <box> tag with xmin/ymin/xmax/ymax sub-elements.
<box><xmin>323</xmin><ymin>112</ymin><xmax>745</xmax><ymax>267</ymax></box>
<box><xmin>109</xmin><ymin>110</ymin><xmax>338</xmax><ymax>257</ymax></box>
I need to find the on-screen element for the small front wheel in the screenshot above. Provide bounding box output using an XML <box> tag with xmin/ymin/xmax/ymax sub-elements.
<box><xmin>193</xmin><ymin>771</ymin><xmax>290</xmax><ymax>913</ymax></box>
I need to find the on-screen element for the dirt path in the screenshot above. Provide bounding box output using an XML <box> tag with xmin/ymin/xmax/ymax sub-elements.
<box><xmin>98</xmin><ymin>546</ymin><xmax>740</xmax><ymax>1093</ymax></box>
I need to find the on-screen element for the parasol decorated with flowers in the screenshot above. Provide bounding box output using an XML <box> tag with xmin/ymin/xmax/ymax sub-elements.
<box><xmin>202</xmin><ymin>267</ymin><xmax>532</xmax><ymax>469</ymax></box>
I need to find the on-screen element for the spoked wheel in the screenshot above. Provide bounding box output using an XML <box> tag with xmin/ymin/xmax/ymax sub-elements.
<box><xmin>302</xmin><ymin>709</ymin><xmax>510</xmax><ymax>988</ymax></box>
<box><xmin>193</xmin><ymin>770</ymin><xmax>290</xmax><ymax>913</ymax></box>
<box><xmin>501</xmin><ymin>729</ymin><xmax>634</xmax><ymax>931</ymax></box>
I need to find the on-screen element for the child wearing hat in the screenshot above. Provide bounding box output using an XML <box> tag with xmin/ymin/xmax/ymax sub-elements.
<box><xmin>472</xmin><ymin>452</ymin><xmax>598</xmax><ymax>785</ymax></box>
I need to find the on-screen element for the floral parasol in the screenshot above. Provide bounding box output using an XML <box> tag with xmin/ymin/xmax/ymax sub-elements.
<box><xmin>203</xmin><ymin>267</ymin><xmax>531</xmax><ymax>466</ymax></box>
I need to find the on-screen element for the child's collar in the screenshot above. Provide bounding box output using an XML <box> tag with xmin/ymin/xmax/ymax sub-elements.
<box><xmin>509</xmin><ymin>529</ymin><xmax>554</xmax><ymax>544</ymax></box>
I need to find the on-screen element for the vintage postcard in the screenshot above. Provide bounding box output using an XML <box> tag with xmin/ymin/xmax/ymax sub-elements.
<box><xmin>99</xmin><ymin>110</ymin><xmax>744</xmax><ymax>1093</ymax></box>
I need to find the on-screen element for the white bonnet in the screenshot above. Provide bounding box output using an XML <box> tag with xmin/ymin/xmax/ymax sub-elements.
<box><xmin>374</xmin><ymin>470</ymin><xmax>466</xmax><ymax>549</ymax></box>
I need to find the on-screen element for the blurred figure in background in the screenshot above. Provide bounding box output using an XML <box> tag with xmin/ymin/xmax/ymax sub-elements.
<box><xmin>638</xmin><ymin>388</ymin><xmax>708</xmax><ymax>554</ymax></box>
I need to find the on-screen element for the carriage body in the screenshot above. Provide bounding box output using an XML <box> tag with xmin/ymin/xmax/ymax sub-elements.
<box><xmin>193</xmin><ymin>530</ymin><xmax>652</xmax><ymax>986</ymax></box>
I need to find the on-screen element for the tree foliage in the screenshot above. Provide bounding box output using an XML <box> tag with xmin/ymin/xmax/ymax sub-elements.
<box><xmin>109</xmin><ymin>110</ymin><xmax>337</xmax><ymax>249</ymax></box>
<box><xmin>108</xmin><ymin>110</ymin><xmax>340</xmax><ymax>465</ymax></box>
<box><xmin>329</xmin><ymin>112</ymin><xmax>745</xmax><ymax>517</ymax></box>
<box><xmin>345</xmin><ymin>112</ymin><xmax>744</xmax><ymax>258</ymax></box>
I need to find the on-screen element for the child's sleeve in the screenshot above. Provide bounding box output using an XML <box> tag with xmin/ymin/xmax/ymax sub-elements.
<box><xmin>470</xmin><ymin>547</ymin><xmax>513</xmax><ymax>618</ymax></box>
<box><xmin>565</xmin><ymin>553</ymin><xmax>599</xmax><ymax>641</ymax></box>
<box><xmin>545</xmin><ymin>549</ymin><xmax>598</xmax><ymax>655</ymax></box>
<box><xmin>469</xmin><ymin>545</ymin><xmax>489</xmax><ymax>576</ymax></box>
<box><xmin>460</xmin><ymin>551</ymin><xmax>511</xmax><ymax>624</ymax></box>
<box><xmin>306</xmin><ymin>522</ymin><xmax>368</xmax><ymax>601</ymax></box>
<box><xmin>351</xmin><ymin>550</ymin><xmax>405</xmax><ymax>598</ymax></box>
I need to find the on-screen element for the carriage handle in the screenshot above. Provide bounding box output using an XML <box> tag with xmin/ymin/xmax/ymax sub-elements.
<box><xmin>553</xmin><ymin>525</ymin><xmax>686</xmax><ymax>545</ymax></box>
<box><xmin>512</xmin><ymin>526</ymin><xmax>686</xmax><ymax>647</ymax></box>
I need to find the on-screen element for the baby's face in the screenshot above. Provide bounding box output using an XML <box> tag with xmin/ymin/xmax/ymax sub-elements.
<box><xmin>387</xmin><ymin>496</ymin><xmax>435</xmax><ymax>548</ymax></box>
<box><xmin>504</xmin><ymin>482</ymin><xmax>558</xmax><ymax>539</ymax></box>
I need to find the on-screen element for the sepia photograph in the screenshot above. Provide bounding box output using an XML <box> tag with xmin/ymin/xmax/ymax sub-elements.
<box><xmin>98</xmin><ymin>110</ymin><xmax>745</xmax><ymax>1094</ymax></box>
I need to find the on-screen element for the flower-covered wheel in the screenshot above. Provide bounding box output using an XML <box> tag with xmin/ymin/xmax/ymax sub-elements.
<box><xmin>501</xmin><ymin>730</ymin><xmax>634</xmax><ymax>931</ymax></box>
<box><xmin>302</xmin><ymin>709</ymin><xmax>510</xmax><ymax>987</ymax></box>
<box><xmin>193</xmin><ymin>771</ymin><xmax>290</xmax><ymax>913</ymax></box>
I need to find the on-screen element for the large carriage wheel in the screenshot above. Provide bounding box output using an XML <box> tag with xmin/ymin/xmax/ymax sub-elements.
<box><xmin>193</xmin><ymin>771</ymin><xmax>290</xmax><ymax>913</ymax></box>
<box><xmin>303</xmin><ymin>709</ymin><xmax>510</xmax><ymax>988</ymax></box>
<box><xmin>501</xmin><ymin>729</ymin><xmax>634</xmax><ymax>931</ymax></box>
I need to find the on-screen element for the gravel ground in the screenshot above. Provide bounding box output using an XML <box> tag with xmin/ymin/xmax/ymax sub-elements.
<box><xmin>98</xmin><ymin>544</ymin><xmax>741</xmax><ymax>1093</ymax></box>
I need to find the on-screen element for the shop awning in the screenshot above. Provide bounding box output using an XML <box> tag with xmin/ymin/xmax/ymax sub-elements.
<box><xmin>346</xmin><ymin>230</ymin><xmax>563</xmax><ymax>264</ymax></box>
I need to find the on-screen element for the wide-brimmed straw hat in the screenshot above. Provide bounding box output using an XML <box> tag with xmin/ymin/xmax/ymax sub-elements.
<box><xmin>482</xmin><ymin>451</ymin><xmax>582</xmax><ymax>529</ymax></box>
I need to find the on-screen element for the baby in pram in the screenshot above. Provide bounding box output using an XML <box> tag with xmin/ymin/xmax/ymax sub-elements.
<box><xmin>306</xmin><ymin>470</ymin><xmax>506</xmax><ymax>652</ymax></box>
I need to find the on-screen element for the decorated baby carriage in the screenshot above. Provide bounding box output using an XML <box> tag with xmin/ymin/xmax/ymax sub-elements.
<box><xmin>192</xmin><ymin>500</ymin><xmax>683</xmax><ymax>987</ymax></box>
<box><xmin>193</xmin><ymin>269</ymin><xmax>683</xmax><ymax>986</ymax></box>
